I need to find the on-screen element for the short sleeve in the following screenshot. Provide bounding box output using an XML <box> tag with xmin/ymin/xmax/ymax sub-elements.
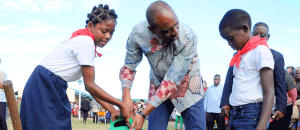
<box><xmin>254</xmin><ymin>45</ymin><xmax>274</xmax><ymax>71</ymax></box>
<box><xmin>0</xmin><ymin>70</ymin><xmax>8</xmax><ymax>83</ymax></box>
<box><xmin>71</xmin><ymin>36</ymin><xmax>95</xmax><ymax>66</ymax></box>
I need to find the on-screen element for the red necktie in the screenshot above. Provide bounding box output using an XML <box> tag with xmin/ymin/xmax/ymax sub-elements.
<box><xmin>229</xmin><ymin>36</ymin><xmax>269</xmax><ymax>68</ymax></box>
<box><xmin>70</xmin><ymin>28</ymin><xmax>102</xmax><ymax>57</ymax></box>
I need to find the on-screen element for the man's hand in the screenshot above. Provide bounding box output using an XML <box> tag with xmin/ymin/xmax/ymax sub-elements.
<box><xmin>221</xmin><ymin>105</ymin><xmax>230</xmax><ymax>117</ymax></box>
<box><xmin>130</xmin><ymin>114</ymin><xmax>144</xmax><ymax>130</ymax></box>
<box><xmin>120</xmin><ymin>102</ymin><xmax>130</xmax><ymax>125</ymax></box>
<box><xmin>272</xmin><ymin>111</ymin><xmax>285</xmax><ymax>120</ymax></box>
<box><xmin>123</xmin><ymin>100</ymin><xmax>133</xmax><ymax>117</ymax></box>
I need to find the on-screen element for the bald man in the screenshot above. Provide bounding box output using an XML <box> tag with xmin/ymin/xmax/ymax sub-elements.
<box><xmin>119</xmin><ymin>1</ymin><xmax>205</xmax><ymax>130</ymax></box>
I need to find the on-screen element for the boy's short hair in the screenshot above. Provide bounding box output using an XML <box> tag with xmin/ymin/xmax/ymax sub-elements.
<box><xmin>219</xmin><ymin>9</ymin><xmax>251</xmax><ymax>32</ymax></box>
<box><xmin>253</xmin><ymin>22</ymin><xmax>269</xmax><ymax>32</ymax></box>
<box><xmin>214</xmin><ymin>74</ymin><xmax>221</xmax><ymax>79</ymax></box>
<box><xmin>254</xmin><ymin>22</ymin><xmax>269</xmax><ymax>29</ymax></box>
<box><xmin>287</xmin><ymin>66</ymin><xmax>295</xmax><ymax>70</ymax></box>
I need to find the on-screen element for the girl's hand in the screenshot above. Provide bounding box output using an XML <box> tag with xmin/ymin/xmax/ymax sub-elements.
<box><xmin>111</xmin><ymin>110</ymin><xmax>120</xmax><ymax>121</ymax></box>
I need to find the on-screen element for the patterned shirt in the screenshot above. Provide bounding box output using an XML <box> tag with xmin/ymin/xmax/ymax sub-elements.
<box><xmin>119</xmin><ymin>20</ymin><xmax>205</xmax><ymax>112</ymax></box>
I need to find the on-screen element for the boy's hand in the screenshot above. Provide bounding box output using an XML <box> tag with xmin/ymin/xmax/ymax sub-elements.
<box><xmin>221</xmin><ymin>105</ymin><xmax>230</xmax><ymax>117</ymax></box>
<box><xmin>256</xmin><ymin>124</ymin><xmax>267</xmax><ymax>130</ymax></box>
<box><xmin>130</xmin><ymin>114</ymin><xmax>144</xmax><ymax>130</ymax></box>
<box><xmin>272</xmin><ymin>111</ymin><xmax>284</xmax><ymax>120</ymax></box>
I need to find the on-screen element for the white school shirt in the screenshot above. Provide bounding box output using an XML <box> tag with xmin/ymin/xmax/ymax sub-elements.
<box><xmin>229</xmin><ymin>45</ymin><xmax>274</xmax><ymax>106</ymax></box>
<box><xmin>40</xmin><ymin>36</ymin><xmax>95</xmax><ymax>82</ymax></box>
<box><xmin>0</xmin><ymin>68</ymin><xmax>9</xmax><ymax>102</ymax></box>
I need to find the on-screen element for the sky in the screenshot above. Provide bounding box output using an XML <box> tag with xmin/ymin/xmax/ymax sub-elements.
<box><xmin>0</xmin><ymin>0</ymin><xmax>299</xmax><ymax>99</ymax></box>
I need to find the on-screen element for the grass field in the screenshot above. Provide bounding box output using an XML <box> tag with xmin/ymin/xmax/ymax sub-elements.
<box><xmin>7</xmin><ymin>117</ymin><xmax>182</xmax><ymax>130</ymax></box>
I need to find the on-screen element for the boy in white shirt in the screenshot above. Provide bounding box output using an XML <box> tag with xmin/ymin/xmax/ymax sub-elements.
<box><xmin>219</xmin><ymin>9</ymin><xmax>275</xmax><ymax>130</ymax></box>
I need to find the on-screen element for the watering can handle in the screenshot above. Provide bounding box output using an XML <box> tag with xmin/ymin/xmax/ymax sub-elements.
<box><xmin>117</xmin><ymin>114</ymin><xmax>143</xmax><ymax>130</ymax></box>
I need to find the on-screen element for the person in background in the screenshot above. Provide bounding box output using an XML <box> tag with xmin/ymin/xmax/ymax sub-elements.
<box><xmin>81</xmin><ymin>99</ymin><xmax>91</xmax><ymax>124</ymax></box>
<box><xmin>290</xmin><ymin>67</ymin><xmax>300</xmax><ymax>129</ymax></box>
<box><xmin>203</xmin><ymin>80</ymin><xmax>208</xmax><ymax>93</ymax></box>
<box><xmin>91</xmin><ymin>99</ymin><xmax>100</xmax><ymax>124</ymax></box>
<box><xmin>287</xmin><ymin>66</ymin><xmax>296</xmax><ymax>80</ymax></box>
<box><xmin>205</xmin><ymin>74</ymin><xmax>225</xmax><ymax>130</ymax></box>
<box><xmin>74</xmin><ymin>102</ymin><xmax>79</xmax><ymax>118</ymax></box>
<box><xmin>0</xmin><ymin>58</ymin><xmax>9</xmax><ymax>130</ymax></box>
<box><xmin>174</xmin><ymin>108</ymin><xmax>183</xmax><ymax>130</ymax></box>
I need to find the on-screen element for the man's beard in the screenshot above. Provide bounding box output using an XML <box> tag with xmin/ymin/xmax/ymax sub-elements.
<box><xmin>162</xmin><ymin>35</ymin><xmax>176</xmax><ymax>44</ymax></box>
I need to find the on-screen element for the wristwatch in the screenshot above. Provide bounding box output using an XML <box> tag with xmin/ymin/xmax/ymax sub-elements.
<box><xmin>138</xmin><ymin>111</ymin><xmax>147</xmax><ymax>119</ymax></box>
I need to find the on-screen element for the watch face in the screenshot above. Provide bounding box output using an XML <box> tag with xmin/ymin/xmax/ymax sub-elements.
<box><xmin>139</xmin><ymin>111</ymin><xmax>146</xmax><ymax>118</ymax></box>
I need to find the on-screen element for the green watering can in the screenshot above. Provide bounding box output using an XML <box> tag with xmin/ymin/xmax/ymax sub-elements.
<box><xmin>109</xmin><ymin>117</ymin><xmax>143</xmax><ymax>130</ymax></box>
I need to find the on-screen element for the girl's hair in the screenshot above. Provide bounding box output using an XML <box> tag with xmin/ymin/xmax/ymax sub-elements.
<box><xmin>85</xmin><ymin>4</ymin><xmax>118</xmax><ymax>27</ymax></box>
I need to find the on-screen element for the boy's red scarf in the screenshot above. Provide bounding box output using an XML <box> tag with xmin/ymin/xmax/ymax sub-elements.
<box><xmin>229</xmin><ymin>36</ymin><xmax>269</xmax><ymax>68</ymax></box>
<box><xmin>70</xmin><ymin>28</ymin><xmax>102</xmax><ymax>57</ymax></box>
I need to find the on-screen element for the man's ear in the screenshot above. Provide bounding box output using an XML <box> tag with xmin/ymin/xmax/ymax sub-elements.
<box><xmin>148</xmin><ymin>26</ymin><xmax>155</xmax><ymax>34</ymax></box>
<box><xmin>241</xmin><ymin>24</ymin><xmax>249</xmax><ymax>33</ymax></box>
<box><xmin>266</xmin><ymin>34</ymin><xmax>270</xmax><ymax>41</ymax></box>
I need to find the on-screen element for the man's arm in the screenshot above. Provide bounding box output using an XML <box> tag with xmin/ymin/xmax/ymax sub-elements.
<box><xmin>257</xmin><ymin>68</ymin><xmax>275</xmax><ymax>130</ymax></box>
<box><xmin>272</xmin><ymin>51</ymin><xmax>287</xmax><ymax>119</ymax></box>
<box><xmin>220</xmin><ymin>66</ymin><xmax>234</xmax><ymax>117</ymax></box>
<box><xmin>120</xmin><ymin>66</ymin><xmax>136</xmax><ymax>113</ymax></box>
<box><xmin>119</xmin><ymin>30</ymin><xmax>143</xmax><ymax>116</ymax></box>
<box><xmin>220</xmin><ymin>66</ymin><xmax>234</xmax><ymax>107</ymax></box>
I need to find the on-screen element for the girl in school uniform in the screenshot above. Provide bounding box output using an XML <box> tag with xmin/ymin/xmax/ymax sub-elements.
<box><xmin>20</xmin><ymin>4</ymin><xmax>129</xmax><ymax>130</ymax></box>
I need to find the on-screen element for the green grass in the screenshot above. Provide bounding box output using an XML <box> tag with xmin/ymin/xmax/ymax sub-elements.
<box><xmin>7</xmin><ymin>117</ymin><xmax>180</xmax><ymax>130</ymax></box>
